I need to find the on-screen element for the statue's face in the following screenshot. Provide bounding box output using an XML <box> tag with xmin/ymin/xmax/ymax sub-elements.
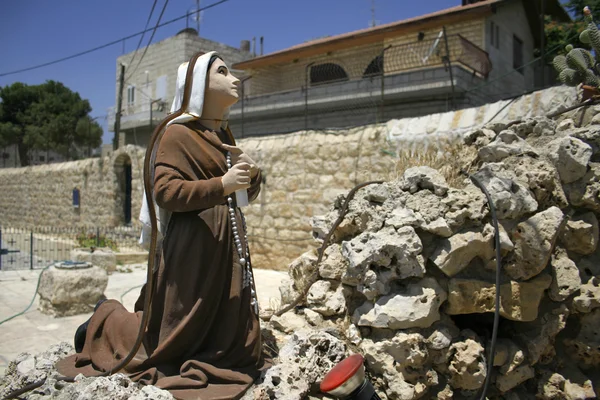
<box><xmin>206</xmin><ymin>58</ymin><xmax>240</xmax><ymax>107</ymax></box>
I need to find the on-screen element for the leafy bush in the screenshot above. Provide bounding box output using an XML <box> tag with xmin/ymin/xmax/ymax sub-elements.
<box><xmin>75</xmin><ymin>232</ymin><xmax>118</xmax><ymax>251</ymax></box>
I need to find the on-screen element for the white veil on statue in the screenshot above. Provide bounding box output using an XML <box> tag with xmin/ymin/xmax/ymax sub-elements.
<box><xmin>138</xmin><ymin>51</ymin><xmax>232</xmax><ymax>249</ymax></box>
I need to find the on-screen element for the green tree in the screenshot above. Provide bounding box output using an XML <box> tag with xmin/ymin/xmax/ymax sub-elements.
<box><xmin>75</xmin><ymin>116</ymin><xmax>103</xmax><ymax>158</ymax></box>
<box><xmin>0</xmin><ymin>81</ymin><xmax>101</xmax><ymax>166</ymax></box>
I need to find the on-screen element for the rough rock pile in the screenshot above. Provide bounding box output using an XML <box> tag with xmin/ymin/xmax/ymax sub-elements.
<box><xmin>3</xmin><ymin>115</ymin><xmax>600</xmax><ymax>400</ymax></box>
<box><xmin>254</xmin><ymin>115</ymin><xmax>600</xmax><ymax>399</ymax></box>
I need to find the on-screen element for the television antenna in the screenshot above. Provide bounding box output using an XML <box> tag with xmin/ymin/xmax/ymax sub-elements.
<box><xmin>187</xmin><ymin>0</ymin><xmax>204</xmax><ymax>36</ymax></box>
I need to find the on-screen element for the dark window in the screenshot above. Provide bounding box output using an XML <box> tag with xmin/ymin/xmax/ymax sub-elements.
<box><xmin>39</xmin><ymin>155</ymin><xmax>45</xmax><ymax>162</ymax></box>
<box><xmin>489</xmin><ymin>22</ymin><xmax>500</xmax><ymax>49</ymax></box>
<box><xmin>513</xmin><ymin>35</ymin><xmax>524</xmax><ymax>73</ymax></box>
<box><xmin>363</xmin><ymin>55</ymin><xmax>383</xmax><ymax>77</ymax></box>
<box><xmin>2</xmin><ymin>152</ymin><xmax>8</xmax><ymax>159</ymax></box>
<box><xmin>310</xmin><ymin>63</ymin><xmax>349</xmax><ymax>85</ymax></box>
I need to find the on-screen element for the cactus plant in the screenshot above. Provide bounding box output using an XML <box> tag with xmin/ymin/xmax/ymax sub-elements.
<box><xmin>553</xmin><ymin>6</ymin><xmax>600</xmax><ymax>89</ymax></box>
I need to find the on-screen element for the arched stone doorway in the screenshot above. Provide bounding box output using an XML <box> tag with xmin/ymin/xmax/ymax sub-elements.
<box><xmin>114</xmin><ymin>153</ymin><xmax>132</xmax><ymax>225</ymax></box>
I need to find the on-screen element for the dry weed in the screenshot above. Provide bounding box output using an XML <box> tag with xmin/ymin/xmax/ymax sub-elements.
<box><xmin>386</xmin><ymin>135</ymin><xmax>478</xmax><ymax>188</ymax></box>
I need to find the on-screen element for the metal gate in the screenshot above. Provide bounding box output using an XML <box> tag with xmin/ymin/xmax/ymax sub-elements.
<box><xmin>0</xmin><ymin>227</ymin><xmax>75</xmax><ymax>271</ymax></box>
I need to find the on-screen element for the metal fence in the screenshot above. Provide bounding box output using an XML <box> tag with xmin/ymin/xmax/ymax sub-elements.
<box><xmin>0</xmin><ymin>226</ymin><xmax>144</xmax><ymax>271</ymax></box>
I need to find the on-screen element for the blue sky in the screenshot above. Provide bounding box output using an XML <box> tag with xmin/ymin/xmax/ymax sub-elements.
<box><xmin>0</xmin><ymin>0</ymin><xmax>554</xmax><ymax>144</ymax></box>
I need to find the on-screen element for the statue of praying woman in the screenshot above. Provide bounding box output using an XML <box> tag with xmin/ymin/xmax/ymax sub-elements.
<box><xmin>57</xmin><ymin>51</ymin><xmax>270</xmax><ymax>400</ymax></box>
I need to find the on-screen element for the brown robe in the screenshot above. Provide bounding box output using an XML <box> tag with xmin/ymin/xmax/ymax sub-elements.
<box><xmin>56</xmin><ymin>120</ymin><xmax>268</xmax><ymax>400</ymax></box>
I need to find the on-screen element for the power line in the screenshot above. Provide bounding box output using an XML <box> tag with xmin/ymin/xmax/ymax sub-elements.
<box><xmin>124</xmin><ymin>0</ymin><xmax>170</xmax><ymax>83</ymax></box>
<box><xmin>0</xmin><ymin>0</ymin><xmax>232</xmax><ymax>78</ymax></box>
<box><xmin>125</xmin><ymin>0</ymin><xmax>159</xmax><ymax>75</ymax></box>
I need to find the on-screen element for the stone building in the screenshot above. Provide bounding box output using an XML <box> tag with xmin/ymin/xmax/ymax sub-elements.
<box><xmin>107</xmin><ymin>28</ymin><xmax>253</xmax><ymax>149</ymax></box>
<box><xmin>0</xmin><ymin>144</ymin><xmax>68</xmax><ymax>169</ymax></box>
<box><xmin>228</xmin><ymin>0</ymin><xmax>569</xmax><ymax>136</ymax></box>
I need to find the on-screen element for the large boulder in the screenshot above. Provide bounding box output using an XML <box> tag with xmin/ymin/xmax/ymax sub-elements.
<box><xmin>70</xmin><ymin>247</ymin><xmax>117</xmax><ymax>273</ymax></box>
<box><xmin>445</xmin><ymin>274</ymin><xmax>552</xmax><ymax>322</ymax></box>
<box><xmin>353</xmin><ymin>277</ymin><xmax>447</xmax><ymax>329</ymax></box>
<box><xmin>37</xmin><ymin>263</ymin><xmax>108</xmax><ymax>317</ymax></box>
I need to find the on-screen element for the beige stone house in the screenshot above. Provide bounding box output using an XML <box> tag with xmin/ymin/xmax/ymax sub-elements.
<box><xmin>228</xmin><ymin>0</ymin><xmax>569</xmax><ymax>136</ymax></box>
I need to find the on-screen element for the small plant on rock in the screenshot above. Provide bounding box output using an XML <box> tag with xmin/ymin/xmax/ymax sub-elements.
<box><xmin>553</xmin><ymin>6</ymin><xmax>600</xmax><ymax>97</ymax></box>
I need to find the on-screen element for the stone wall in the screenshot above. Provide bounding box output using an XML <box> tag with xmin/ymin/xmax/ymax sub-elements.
<box><xmin>0</xmin><ymin>146</ymin><xmax>145</xmax><ymax>228</ymax></box>
<box><xmin>0</xmin><ymin>86</ymin><xmax>580</xmax><ymax>269</ymax></box>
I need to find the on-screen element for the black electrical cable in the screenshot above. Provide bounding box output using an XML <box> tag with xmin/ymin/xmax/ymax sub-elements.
<box><xmin>466</xmin><ymin>171</ymin><xmax>502</xmax><ymax>400</ymax></box>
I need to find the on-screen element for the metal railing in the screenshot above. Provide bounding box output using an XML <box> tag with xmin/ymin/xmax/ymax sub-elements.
<box><xmin>0</xmin><ymin>226</ymin><xmax>145</xmax><ymax>271</ymax></box>
<box><xmin>230</xmin><ymin>33</ymin><xmax>496</xmax><ymax>137</ymax></box>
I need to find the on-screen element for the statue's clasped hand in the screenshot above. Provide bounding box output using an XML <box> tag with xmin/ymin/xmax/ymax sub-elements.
<box><xmin>222</xmin><ymin>144</ymin><xmax>259</xmax><ymax>178</ymax></box>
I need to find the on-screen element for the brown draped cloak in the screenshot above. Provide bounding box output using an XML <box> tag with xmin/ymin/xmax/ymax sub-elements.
<box><xmin>56</xmin><ymin>120</ymin><xmax>268</xmax><ymax>400</ymax></box>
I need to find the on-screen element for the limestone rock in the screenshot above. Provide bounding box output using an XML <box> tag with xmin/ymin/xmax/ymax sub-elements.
<box><xmin>430</xmin><ymin>224</ymin><xmax>494</xmax><ymax>277</ymax></box>
<box><xmin>359</xmin><ymin>332</ymin><xmax>434</xmax><ymax>400</ymax></box>
<box><xmin>537</xmin><ymin>371</ymin><xmax>597</xmax><ymax>400</ymax></box>
<box><xmin>427</xmin><ymin>326</ymin><xmax>454</xmax><ymax>351</ymax></box>
<box><xmin>270</xmin><ymin>311</ymin><xmax>310</xmax><ymax>334</ymax></box>
<box><xmin>478</xmin><ymin>130</ymin><xmax>538</xmax><ymax>162</ymax></box>
<box><xmin>70</xmin><ymin>247</ymin><xmax>117</xmax><ymax>273</ymax></box>
<box><xmin>60</xmin><ymin>374</ymin><xmax>174</xmax><ymax>400</ymax></box>
<box><xmin>545</xmin><ymin>136</ymin><xmax>592</xmax><ymax>183</ymax></box>
<box><xmin>496</xmin><ymin>364</ymin><xmax>535</xmax><ymax>393</ymax></box>
<box><xmin>564</xmin><ymin>308</ymin><xmax>600</xmax><ymax>367</ymax></box>
<box><xmin>557</xmin><ymin>118</ymin><xmax>576</xmax><ymax>133</ymax></box>
<box><xmin>570</xmin><ymin>125</ymin><xmax>600</xmax><ymax>154</ymax></box>
<box><xmin>549</xmin><ymin>248</ymin><xmax>581</xmax><ymax>302</ymax></box>
<box><xmin>353</xmin><ymin>277</ymin><xmax>447</xmax><ymax>329</ymax></box>
<box><xmin>37</xmin><ymin>264</ymin><xmax>108</xmax><ymax>317</ymax></box>
<box><xmin>506</xmin><ymin>155</ymin><xmax>569</xmax><ymax>210</ymax></box>
<box><xmin>303</xmin><ymin>309</ymin><xmax>324</xmax><ymax>326</ymax></box>
<box><xmin>498</xmin><ymin>340</ymin><xmax>526</xmax><ymax>375</ymax></box>
<box><xmin>385</xmin><ymin>207</ymin><xmax>425</xmax><ymax>229</ymax></box>
<box><xmin>288</xmin><ymin>250</ymin><xmax>318</xmax><ymax>294</ymax></box>
<box><xmin>279</xmin><ymin>278</ymin><xmax>302</xmax><ymax>307</ymax></box>
<box><xmin>445</xmin><ymin>274</ymin><xmax>552</xmax><ymax>321</ymax></box>
<box><xmin>404</xmin><ymin>190</ymin><xmax>449</xmax><ymax>232</ymax></box>
<box><xmin>318</xmin><ymin>244</ymin><xmax>347</xmax><ymax>281</ymax></box>
<box><xmin>257</xmin><ymin>330</ymin><xmax>348</xmax><ymax>400</ymax></box>
<box><xmin>341</xmin><ymin>226</ymin><xmax>425</xmax><ymax>287</ymax></box>
<box><xmin>471</xmin><ymin>163</ymin><xmax>538</xmax><ymax>220</ymax></box>
<box><xmin>0</xmin><ymin>342</ymin><xmax>174</xmax><ymax>400</ymax></box>
<box><xmin>505</xmin><ymin>206</ymin><xmax>565</xmax><ymax>280</ymax></box>
<box><xmin>345</xmin><ymin>324</ymin><xmax>362</xmax><ymax>346</ymax></box>
<box><xmin>401</xmin><ymin>166</ymin><xmax>449</xmax><ymax>196</ymax></box>
<box><xmin>565</xmin><ymin>163</ymin><xmax>600</xmax><ymax>212</ymax></box>
<box><xmin>511</xmin><ymin>117</ymin><xmax>556</xmax><ymax>138</ymax></box>
<box><xmin>448</xmin><ymin>332</ymin><xmax>486</xmax><ymax>391</ymax></box>
<box><xmin>441</xmin><ymin>187</ymin><xmax>488</xmax><ymax>230</ymax></box>
<box><xmin>306</xmin><ymin>280</ymin><xmax>347</xmax><ymax>317</ymax></box>
<box><xmin>573</xmin><ymin>277</ymin><xmax>600</xmax><ymax>313</ymax></box>
<box><xmin>560</xmin><ymin>212</ymin><xmax>599</xmax><ymax>255</ymax></box>
<box><xmin>464</xmin><ymin>128</ymin><xmax>497</xmax><ymax>147</ymax></box>
<box><xmin>516</xmin><ymin>305</ymin><xmax>569</xmax><ymax>365</ymax></box>
<box><xmin>485</xmin><ymin>121</ymin><xmax>507</xmax><ymax>133</ymax></box>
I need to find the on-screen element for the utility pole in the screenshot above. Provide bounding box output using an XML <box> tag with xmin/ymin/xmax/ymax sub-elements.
<box><xmin>114</xmin><ymin>63</ymin><xmax>125</xmax><ymax>151</ymax></box>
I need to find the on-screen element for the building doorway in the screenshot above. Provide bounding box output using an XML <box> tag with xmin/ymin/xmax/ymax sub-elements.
<box><xmin>114</xmin><ymin>154</ymin><xmax>132</xmax><ymax>225</ymax></box>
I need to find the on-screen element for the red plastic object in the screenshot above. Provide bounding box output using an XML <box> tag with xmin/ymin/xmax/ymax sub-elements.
<box><xmin>320</xmin><ymin>354</ymin><xmax>365</xmax><ymax>393</ymax></box>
